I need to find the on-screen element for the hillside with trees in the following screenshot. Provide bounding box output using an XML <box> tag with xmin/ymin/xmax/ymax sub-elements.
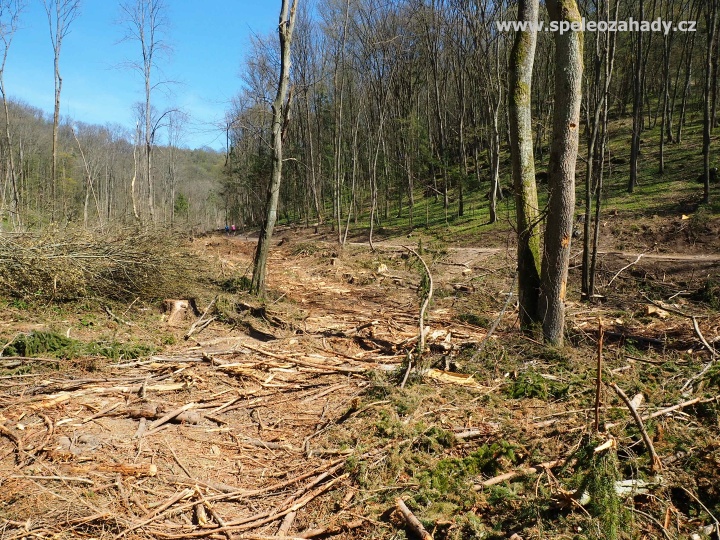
<box><xmin>224</xmin><ymin>0</ymin><xmax>719</xmax><ymax>237</ymax></box>
<box><xmin>1</xmin><ymin>1</ymin><xmax>720</xmax><ymax>540</ymax></box>
<box><xmin>0</xmin><ymin>100</ymin><xmax>225</xmax><ymax>230</ymax></box>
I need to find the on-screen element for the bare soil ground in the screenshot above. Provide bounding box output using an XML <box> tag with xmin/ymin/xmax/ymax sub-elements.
<box><xmin>1</xmin><ymin>223</ymin><xmax>719</xmax><ymax>540</ymax></box>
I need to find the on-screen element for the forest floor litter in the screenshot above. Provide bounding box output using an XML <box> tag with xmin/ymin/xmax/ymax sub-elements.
<box><xmin>1</xmin><ymin>225</ymin><xmax>719</xmax><ymax>539</ymax></box>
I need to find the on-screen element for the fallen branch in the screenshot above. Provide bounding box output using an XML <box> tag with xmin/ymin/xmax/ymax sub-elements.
<box><xmin>395</xmin><ymin>498</ymin><xmax>433</xmax><ymax>540</ymax></box>
<box><xmin>26</xmin><ymin>382</ymin><xmax>190</xmax><ymax>410</ymax></box>
<box><xmin>141</xmin><ymin>402</ymin><xmax>197</xmax><ymax>437</ymax></box>
<box><xmin>604</xmin><ymin>396</ymin><xmax>706</xmax><ymax>429</ymax></box>
<box><xmin>298</xmin><ymin>519</ymin><xmax>365</xmax><ymax>538</ymax></box>
<box><xmin>476</xmin><ymin>459</ymin><xmax>564</xmax><ymax>488</ymax></box>
<box><xmin>10</xmin><ymin>474</ymin><xmax>94</xmax><ymax>485</ymax></box>
<box><xmin>156</xmin><ymin>460</ymin><xmax>346</xmax><ymax>519</ymax></box>
<box><xmin>640</xmin><ymin>295</ymin><xmax>717</xmax><ymax>392</ymax></box>
<box><xmin>105</xmin><ymin>305</ymin><xmax>135</xmax><ymax>326</ymax></box>
<box><xmin>81</xmin><ymin>401</ymin><xmax>123</xmax><ymax>424</ymax></box>
<box><xmin>192</xmin><ymin>474</ymin><xmax>349</xmax><ymax>535</ymax></box>
<box><xmin>277</xmin><ymin>511</ymin><xmax>296</xmax><ymax>537</ymax></box>
<box><xmin>681</xmin><ymin>316</ymin><xmax>718</xmax><ymax>392</ymax></box>
<box><xmin>607</xmin><ymin>253</ymin><xmax>644</xmax><ymax>287</ymax></box>
<box><xmin>680</xmin><ymin>487</ymin><xmax>720</xmax><ymax>539</ymax></box>
<box><xmin>235</xmin><ymin>435</ymin><xmax>299</xmax><ymax>452</ymax></box>
<box><xmin>185</xmin><ymin>295</ymin><xmax>218</xmax><ymax>340</ymax></box>
<box><xmin>115</xmin><ymin>488</ymin><xmax>194</xmax><ymax>539</ymax></box>
<box><xmin>610</xmin><ymin>383</ymin><xmax>662</xmax><ymax>472</ymax></box>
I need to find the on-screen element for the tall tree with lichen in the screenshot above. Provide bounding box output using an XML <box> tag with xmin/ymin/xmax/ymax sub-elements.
<box><xmin>540</xmin><ymin>0</ymin><xmax>584</xmax><ymax>345</ymax></box>
<box><xmin>509</xmin><ymin>0</ymin><xmax>541</xmax><ymax>329</ymax></box>
<box><xmin>250</xmin><ymin>0</ymin><xmax>299</xmax><ymax>295</ymax></box>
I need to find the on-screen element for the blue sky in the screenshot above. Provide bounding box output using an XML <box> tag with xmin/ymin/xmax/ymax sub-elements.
<box><xmin>4</xmin><ymin>1</ymin><xmax>282</xmax><ymax>150</ymax></box>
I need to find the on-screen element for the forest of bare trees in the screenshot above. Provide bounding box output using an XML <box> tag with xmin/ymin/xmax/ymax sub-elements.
<box><xmin>1</xmin><ymin>0</ymin><xmax>716</xmax><ymax>239</ymax></box>
<box><xmin>224</xmin><ymin>0</ymin><xmax>718</xmax><ymax>236</ymax></box>
<box><xmin>0</xmin><ymin>0</ymin><xmax>225</xmax><ymax>231</ymax></box>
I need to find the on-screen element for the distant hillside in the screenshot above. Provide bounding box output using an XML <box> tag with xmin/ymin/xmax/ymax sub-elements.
<box><xmin>0</xmin><ymin>99</ymin><xmax>225</xmax><ymax>231</ymax></box>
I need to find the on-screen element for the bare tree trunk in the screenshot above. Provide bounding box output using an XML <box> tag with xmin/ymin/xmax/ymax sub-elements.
<box><xmin>540</xmin><ymin>0</ymin><xmax>583</xmax><ymax>346</ymax></box>
<box><xmin>676</xmin><ymin>23</ymin><xmax>697</xmax><ymax>143</ymax></box>
<box><xmin>582</xmin><ymin>0</ymin><xmax>618</xmax><ymax>300</ymax></box>
<box><xmin>304</xmin><ymin>90</ymin><xmax>321</xmax><ymax>224</ymax></box>
<box><xmin>488</xmin><ymin>100</ymin><xmax>501</xmax><ymax>224</ymax></box>
<box><xmin>342</xmin><ymin>111</ymin><xmax>360</xmax><ymax>246</ymax></box>
<box><xmin>628</xmin><ymin>0</ymin><xmax>644</xmax><ymax>193</ymax></box>
<box><xmin>72</xmin><ymin>126</ymin><xmax>100</xmax><ymax>228</ymax></box>
<box><xmin>131</xmin><ymin>121</ymin><xmax>141</xmax><ymax>220</ymax></box>
<box><xmin>509</xmin><ymin>0</ymin><xmax>541</xmax><ymax>328</ymax></box>
<box><xmin>703</xmin><ymin>0</ymin><xmax>719</xmax><ymax>204</ymax></box>
<box><xmin>0</xmin><ymin>0</ymin><xmax>22</xmax><ymax>229</ymax></box>
<box><xmin>250</xmin><ymin>0</ymin><xmax>298</xmax><ymax>295</ymax></box>
<box><xmin>120</xmin><ymin>0</ymin><xmax>171</xmax><ymax>224</ymax></box>
<box><xmin>43</xmin><ymin>0</ymin><xmax>79</xmax><ymax>223</ymax></box>
<box><xmin>659</xmin><ymin>3</ymin><xmax>675</xmax><ymax>175</ymax></box>
<box><xmin>368</xmin><ymin>107</ymin><xmax>388</xmax><ymax>251</ymax></box>
<box><xmin>51</xmin><ymin>33</ymin><xmax>61</xmax><ymax>222</ymax></box>
<box><xmin>331</xmin><ymin>0</ymin><xmax>350</xmax><ymax>243</ymax></box>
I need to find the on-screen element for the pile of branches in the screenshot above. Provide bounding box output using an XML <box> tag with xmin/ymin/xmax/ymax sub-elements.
<box><xmin>0</xmin><ymin>228</ymin><xmax>200</xmax><ymax>302</ymax></box>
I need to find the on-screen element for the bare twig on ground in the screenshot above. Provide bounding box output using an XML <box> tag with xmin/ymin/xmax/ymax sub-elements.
<box><xmin>681</xmin><ymin>316</ymin><xmax>718</xmax><ymax>392</ymax></box>
<box><xmin>141</xmin><ymin>402</ymin><xmax>197</xmax><ymax>437</ymax></box>
<box><xmin>606</xmin><ymin>254</ymin><xmax>644</xmax><ymax>287</ymax></box>
<box><xmin>640</xmin><ymin>294</ymin><xmax>717</xmax><ymax>392</ymax></box>
<box><xmin>185</xmin><ymin>295</ymin><xmax>219</xmax><ymax>340</ymax></box>
<box><xmin>115</xmin><ymin>487</ymin><xmax>194</xmax><ymax>539</ymax></box>
<box><xmin>477</xmin><ymin>459</ymin><xmax>565</xmax><ymax>488</ymax></box>
<box><xmin>166</xmin><ymin>438</ymin><xmax>194</xmax><ymax>477</ymax></box>
<box><xmin>105</xmin><ymin>305</ymin><xmax>135</xmax><ymax>326</ymax></box>
<box><xmin>610</xmin><ymin>383</ymin><xmax>662</xmax><ymax>472</ymax></box>
<box><xmin>9</xmin><ymin>474</ymin><xmax>94</xmax><ymax>484</ymax></box>
<box><xmin>680</xmin><ymin>487</ymin><xmax>720</xmax><ymax>538</ymax></box>
<box><xmin>298</xmin><ymin>519</ymin><xmax>365</xmax><ymax>538</ymax></box>
<box><xmin>604</xmin><ymin>396</ymin><xmax>708</xmax><ymax>429</ymax></box>
<box><xmin>81</xmin><ymin>401</ymin><xmax>123</xmax><ymax>424</ymax></box>
<box><xmin>395</xmin><ymin>498</ymin><xmax>433</xmax><ymax>540</ymax></box>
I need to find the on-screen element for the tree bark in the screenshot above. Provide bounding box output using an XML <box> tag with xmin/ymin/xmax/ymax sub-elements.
<box><xmin>509</xmin><ymin>0</ymin><xmax>541</xmax><ymax>328</ymax></box>
<box><xmin>540</xmin><ymin>0</ymin><xmax>584</xmax><ymax>346</ymax></box>
<box><xmin>628</xmin><ymin>1</ymin><xmax>643</xmax><ymax>193</ymax></box>
<box><xmin>250</xmin><ymin>0</ymin><xmax>299</xmax><ymax>295</ymax></box>
<box><xmin>703</xmin><ymin>0</ymin><xmax>718</xmax><ymax>204</ymax></box>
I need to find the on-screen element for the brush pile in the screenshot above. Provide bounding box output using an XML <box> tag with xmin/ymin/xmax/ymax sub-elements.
<box><xmin>0</xmin><ymin>228</ymin><xmax>199</xmax><ymax>302</ymax></box>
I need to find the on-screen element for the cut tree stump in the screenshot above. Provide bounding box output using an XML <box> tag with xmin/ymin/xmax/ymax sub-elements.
<box><xmin>164</xmin><ymin>299</ymin><xmax>190</xmax><ymax>326</ymax></box>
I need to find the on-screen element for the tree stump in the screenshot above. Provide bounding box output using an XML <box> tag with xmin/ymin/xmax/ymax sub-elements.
<box><xmin>163</xmin><ymin>299</ymin><xmax>190</xmax><ymax>326</ymax></box>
